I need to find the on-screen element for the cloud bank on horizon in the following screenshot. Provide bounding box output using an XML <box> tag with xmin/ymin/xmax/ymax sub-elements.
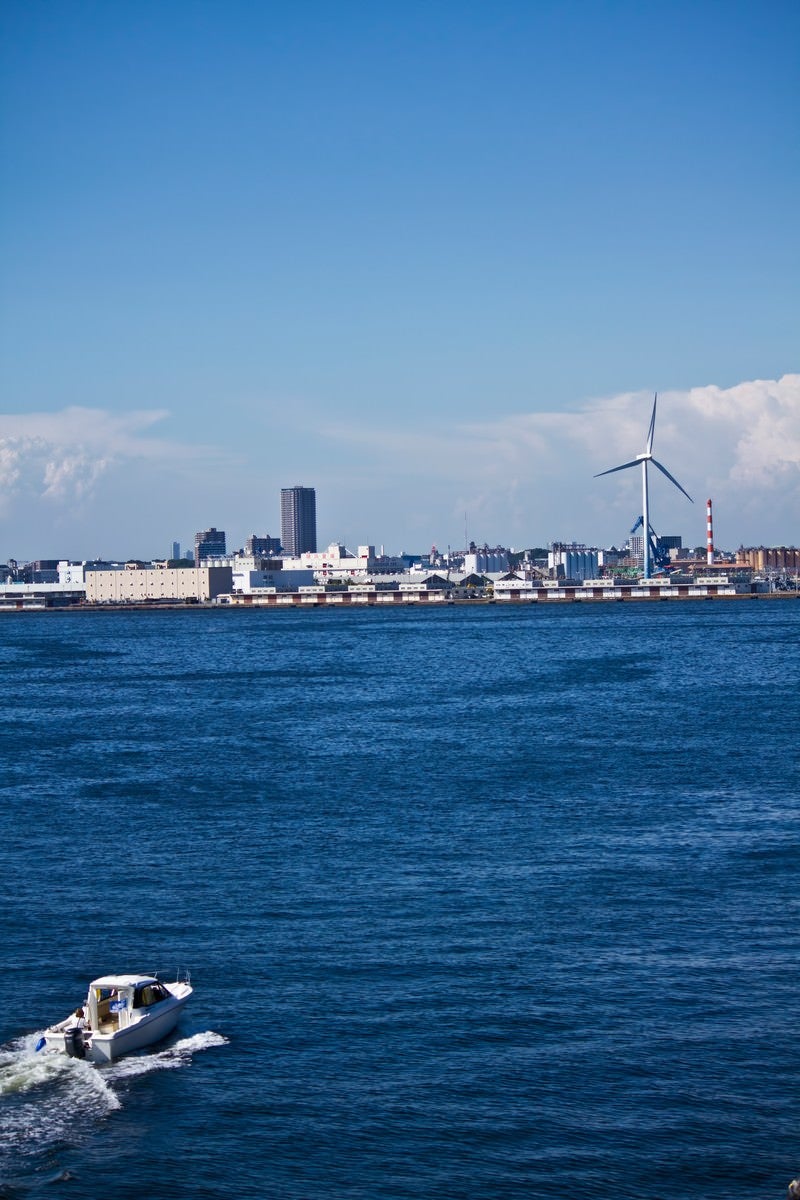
<box><xmin>1</xmin><ymin>374</ymin><xmax>798</xmax><ymax>559</ymax></box>
<box><xmin>322</xmin><ymin>373</ymin><xmax>800</xmax><ymax>549</ymax></box>
<box><xmin>0</xmin><ymin>408</ymin><xmax>175</xmax><ymax>508</ymax></box>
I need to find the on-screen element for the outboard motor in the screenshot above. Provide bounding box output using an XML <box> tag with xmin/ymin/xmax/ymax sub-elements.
<box><xmin>63</xmin><ymin>1027</ymin><xmax>85</xmax><ymax>1060</ymax></box>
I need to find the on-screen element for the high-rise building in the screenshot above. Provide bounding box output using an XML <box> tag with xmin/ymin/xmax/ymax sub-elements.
<box><xmin>245</xmin><ymin>534</ymin><xmax>283</xmax><ymax>557</ymax></box>
<box><xmin>280</xmin><ymin>487</ymin><xmax>317</xmax><ymax>556</ymax></box>
<box><xmin>194</xmin><ymin>527</ymin><xmax>226</xmax><ymax>563</ymax></box>
<box><xmin>172</xmin><ymin>541</ymin><xmax>181</xmax><ymax>561</ymax></box>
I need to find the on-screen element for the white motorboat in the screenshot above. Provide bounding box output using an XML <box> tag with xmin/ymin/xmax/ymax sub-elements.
<box><xmin>40</xmin><ymin>973</ymin><xmax>192</xmax><ymax>1064</ymax></box>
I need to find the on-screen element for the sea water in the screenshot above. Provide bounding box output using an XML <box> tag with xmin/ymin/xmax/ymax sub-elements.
<box><xmin>0</xmin><ymin>601</ymin><xmax>798</xmax><ymax>1199</ymax></box>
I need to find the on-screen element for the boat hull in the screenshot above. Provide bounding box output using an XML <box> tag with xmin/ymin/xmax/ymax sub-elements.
<box><xmin>44</xmin><ymin>982</ymin><xmax>192</xmax><ymax>1063</ymax></box>
<box><xmin>88</xmin><ymin>992</ymin><xmax>190</xmax><ymax>1062</ymax></box>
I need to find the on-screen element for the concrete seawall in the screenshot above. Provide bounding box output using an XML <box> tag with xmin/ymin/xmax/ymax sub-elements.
<box><xmin>3</xmin><ymin>588</ymin><xmax>798</xmax><ymax>612</ymax></box>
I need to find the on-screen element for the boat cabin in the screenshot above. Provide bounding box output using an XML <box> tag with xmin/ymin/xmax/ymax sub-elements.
<box><xmin>86</xmin><ymin>974</ymin><xmax>172</xmax><ymax>1033</ymax></box>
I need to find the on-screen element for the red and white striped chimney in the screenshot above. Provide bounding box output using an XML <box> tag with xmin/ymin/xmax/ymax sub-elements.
<box><xmin>706</xmin><ymin>499</ymin><xmax>714</xmax><ymax>566</ymax></box>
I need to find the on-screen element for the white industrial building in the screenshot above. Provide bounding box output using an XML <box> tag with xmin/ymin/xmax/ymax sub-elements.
<box><xmin>58</xmin><ymin>561</ymin><xmax>89</xmax><ymax>586</ymax></box>
<box><xmin>85</xmin><ymin>564</ymin><xmax>232</xmax><ymax>603</ymax></box>
<box><xmin>278</xmin><ymin>543</ymin><xmax>404</xmax><ymax>579</ymax></box>
<box><xmin>232</xmin><ymin>566</ymin><xmax>316</xmax><ymax>592</ymax></box>
<box><xmin>0</xmin><ymin>581</ymin><xmax>86</xmax><ymax>609</ymax></box>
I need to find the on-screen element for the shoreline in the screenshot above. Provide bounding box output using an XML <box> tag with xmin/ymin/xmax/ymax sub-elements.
<box><xmin>2</xmin><ymin>590</ymin><xmax>799</xmax><ymax>614</ymax></box>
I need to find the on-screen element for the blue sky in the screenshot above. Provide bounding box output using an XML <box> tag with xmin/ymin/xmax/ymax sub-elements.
<box><xmin>1</xmin><ymin>0</ymin><xmax>798</xmax><ymax>559</ymax></box>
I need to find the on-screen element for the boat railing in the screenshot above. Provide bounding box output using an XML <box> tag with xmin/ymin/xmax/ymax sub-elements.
<box><xmin>154</xmin><ymin>966</ymin><xmax>192</xmax><ymax>986</ymax></box>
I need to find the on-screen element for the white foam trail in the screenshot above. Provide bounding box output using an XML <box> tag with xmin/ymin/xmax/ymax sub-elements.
<box><xmin>0</xmin><ymin>1028</ymin><xmax>227</xmax><ymax>1169</ymax></box>
<box><xmin>106</xmin><ymin>1030</ymin><xmax>229</xmax><ymax>1080</ymax></box>
<box><xmin>0</xmin><ymin>1033</ymin><xmax>118</xmax><ymax>1107</ymax></box>
<box><xmin>0</xmin><ymin>1035</ymin><xmax>120</xmax><ymax>1166</ymax></box>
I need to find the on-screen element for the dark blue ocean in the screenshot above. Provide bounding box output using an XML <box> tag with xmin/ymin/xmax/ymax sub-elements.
<box><xmin>1</xmin><ymin>601</ymin><xmax>798</xmax><ymax>1199</ymax></box>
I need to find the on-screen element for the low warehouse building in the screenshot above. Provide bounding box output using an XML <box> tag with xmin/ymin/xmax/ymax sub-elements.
<box><xmin>85</xmin><ymin>565</ymin><xmax>233</xmax><ymax>604</ymax></box>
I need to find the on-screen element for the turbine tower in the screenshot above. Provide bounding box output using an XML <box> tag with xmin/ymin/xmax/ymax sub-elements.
<box><xmin>595</xmin><ymin>393</ymin><xmax>693</xmax><ymax>579</ymax></box>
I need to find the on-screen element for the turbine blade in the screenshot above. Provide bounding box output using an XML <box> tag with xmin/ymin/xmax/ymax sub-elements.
<box><xmin>651</xmin><ymin>457</ymin><xmax>693</xmax><ymax>502</ymax></box>
<box><xmin>646</xmin><ymin>393</ymin><xmax>657</xmax><ymax>455</ymax></box>
<box><xmin>594</xmin><ymin>458</ymin><xmax>641</xmax><ymax>478</ymax></box>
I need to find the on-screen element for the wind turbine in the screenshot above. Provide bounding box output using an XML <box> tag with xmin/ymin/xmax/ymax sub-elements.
<box><xmin>595</xmin><ymin>393</ymin><xmax>693</xmax><ymax>579</ymax></box>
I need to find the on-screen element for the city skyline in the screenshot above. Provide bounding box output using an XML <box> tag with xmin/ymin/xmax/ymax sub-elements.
<box><xmin>1</xmin><ymin>3</ymin><xmax>798</xmax><ymax>559</ymax></box>
<box><xmin>0</xmin><ymin>375</ymin><xmax>797</xmax><ymax>562</ymax></box>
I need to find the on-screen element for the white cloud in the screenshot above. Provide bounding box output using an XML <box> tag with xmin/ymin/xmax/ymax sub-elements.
<box><xmin>453</xmin><ymin>374</ymin><xmax>800</xmax><ymax>486</ymax></box>
<box><xmin>320</xmin><ymin>374</ymin><xmax>800</xmax><ymax>547</ymax></box>
<box><xmin>0</xmin><ymin>407</ymin><xmax>251</xmax><ymax>559</ymax></box>
<box><xmin>0</xmin><ymin>443</ymin><xmax>23</xmax><ymax>495</ymax></box>
<box><xmin>2</xmin><ymin>376</ymin><xmax>797</xmax><ymax>557</ymax></box>
<box><xmin>41</xmin><ymin>453</ymin><xmax>111</xmax><ymax>501</ymax></box>
<box><xmin>0</xmin><ymin>407</ymin><xmax>231</xmax><ymax>511</ymax></box>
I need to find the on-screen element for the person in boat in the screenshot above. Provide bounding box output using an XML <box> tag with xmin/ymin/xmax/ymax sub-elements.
<box><xmin>74</xmin><ymin>1007</ymin><xmax>88</xmax><ymax>1030</ymax></box>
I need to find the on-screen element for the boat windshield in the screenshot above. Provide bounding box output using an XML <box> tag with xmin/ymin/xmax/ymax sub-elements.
<box><xmin>132</xmin><ymin>982</ymin><xmax>171</xmax><ymax>1008</ymax></box>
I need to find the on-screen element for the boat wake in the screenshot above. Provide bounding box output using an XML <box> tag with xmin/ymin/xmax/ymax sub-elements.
<box><xmin>0</xmin><ymin>1029</ymin><xmax>227</xmax><ymax>1185</ymax></box>
<box><xmin>105</xmin><ymin>1030</ymin><xmax>229</xmax><ymax>1081</ymax></box>
<box><xmin>0</xmin><ymin>1033</ymin><xmax>119</xmax><ymax>1186</ymax></box>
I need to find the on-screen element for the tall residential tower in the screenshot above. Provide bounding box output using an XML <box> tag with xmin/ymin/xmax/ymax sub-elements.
<box><xmin>280</xmin><ymin>486</ymin><xmax>317</xmax><ymax>556</ymax></box>
<box><xmin>194</xmin><ymin>527</ymin><xmax>226</xmax><ymax>563</ymax></box>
